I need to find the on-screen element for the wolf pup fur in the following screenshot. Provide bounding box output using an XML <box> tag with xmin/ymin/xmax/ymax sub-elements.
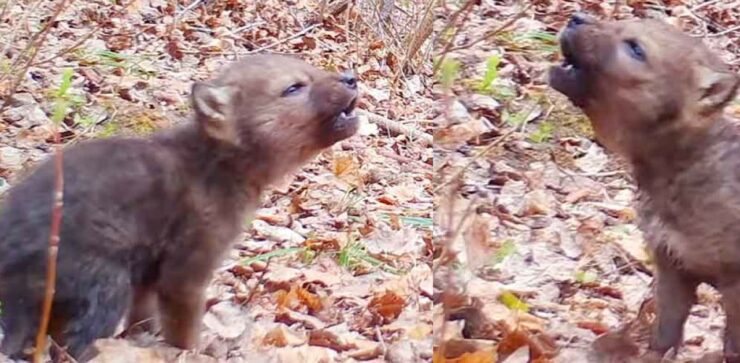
<box><xmin>549</xmin><ymin>13</ymin><xmax>740</xmax><ymax>361</ymax></box>
<box><xmin>0</xmin><ymin>54</ymin><xmax>360</xmax><ymax>361</ymax></box>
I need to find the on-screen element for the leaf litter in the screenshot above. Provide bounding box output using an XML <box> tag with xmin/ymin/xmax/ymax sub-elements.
<box><xmin>0</xmin><ymin>0</ymin><xmax>433</xmax><ymax>361</ymax></box>
<box><xmin>434</xmin><ymin>1</ymin><xmax>738</xmax><ymax>362</ymax></box>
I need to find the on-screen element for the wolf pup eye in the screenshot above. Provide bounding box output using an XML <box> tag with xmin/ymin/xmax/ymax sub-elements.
<box><xmin>624</xmin><ymin>39</ymin><xmax>646</xmax><ymax>61</ymax></box>
<box><xmin>282</xmin><ymin>82</ymin><xmax>305</xmax><ymax>97</ymax></box>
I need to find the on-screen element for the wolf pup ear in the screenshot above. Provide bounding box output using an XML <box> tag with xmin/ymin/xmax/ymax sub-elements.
<box><xmin>696</xmin><ymin>67</ymin><xmax>740</xmax><ymax>116</ymax></box>
<box><xmin>191</xmin><ymin>82</ymin><xmax>240</xmax><ymax>145</ymax></box>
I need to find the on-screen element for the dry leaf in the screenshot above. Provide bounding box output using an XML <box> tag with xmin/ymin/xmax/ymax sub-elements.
<box><xmin>463</xmin><ymin>213</ymin><xmax>493</xmax><ymax>271</ymax></box>
<box><xmin>368</xmin><ymin>291</ymin><xmax>406</xmax><ymax>325</ymax></box>
<box><xmin>202</xmin><ymin>301</ymin><xmax>249</xmax><ymax>339</ymax></box>
<box><xmin>296</xmin><ymin>286</ymin><xmax>324</xmax><ymax>313</ymax></box>
<box><xmin>262</xmin><ymin>325</ymin><xmax>307</xmax><ymax>347</ymax></box>
<box><xmin>165</xmin><ymin>39</ymin><xmax>183</xmax><ymax>60</ymax></box>
<box><xmin>308</xmin><ymin>330</ymin><xmax>355</xmax><ymax>352</ymax></box>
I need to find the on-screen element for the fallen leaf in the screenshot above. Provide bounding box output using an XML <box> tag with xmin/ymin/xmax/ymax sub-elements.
<box><xmin>202</xmin><ymin>301</ymin><xmax>250</xmax><ymax>339</ymax></box>
<box><xmin>165</xmin><ymin>38</ymin><xmax>183</xmax><ymax>60</ymax></box>
<box><xmin>308</xmin><ymin>330</ymin><xmax>355</xmax><ymax>352</ymax></box>
<box><xmin>262</xmin><ymin>324</ymin><xmax>307</xmax><ymax>347</ymax></box>
<box><xmin>463</xmin><ymin>213</ymin><xmax>493</xmax><ymax>271</ymax></box>
<box><xmin>368</xmin><ymin>291</ymin><xmax>406</xmax><ymax>325</ymax></box>
<box><xmin>577</xmin><ymin>320</ymin><xmax>610</xmax><ymax>335</ymax></box>
<box><xmin>275</xmin><ymin>345</ymin><xmax>337</xmax><ymax>363</ymax></box>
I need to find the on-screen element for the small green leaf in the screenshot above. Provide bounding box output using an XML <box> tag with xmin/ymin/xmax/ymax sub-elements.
<box><xmin>51</xmin><ymin>100</ymin><xmax>69</xmax><ymax>125</ymax></box>
<box><xmin>492</xmin><ymin>239</ymin><xmax>516</xmax><ymax>265</ymax></box>
<box><xmin>502</xmin><ymin>109</ymin><xmax>526</xmax><ymax>126</ymax></box>
<box><xmin>56</xmin><ymin>68</ymin><xmax>74</xmax><ymax>97</ymax></box>
<box><xmin>575</xmin><ymin>270</ymin><xmax>598</xmax><ymax>284</ymax></box>
<box><xmin>477</xmin><ymin>54</ymin><xmax>501</xmax><ymax>92</ymax></box>
<box><xmin>529</xmin><ymin>121</ymin><xmax>554</xmax><ymax>143</ymax></box>
<box><xmin>438</xmin><ymin>58</ymin><xmax>461</xmax><ymax>90</ymax></box>
<box><xmin>499</xmin><ymin>291</ymin><xmax>528</xmax><ymax>312</ymax></box>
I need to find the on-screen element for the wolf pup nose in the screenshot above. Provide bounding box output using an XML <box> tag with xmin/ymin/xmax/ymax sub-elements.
<box><xmin>548</xmin><ymin>14</ymin><xmax>740</xmax><ymax>362</ymax></box>
<box><xmin>0</xmin><ymin>54</ymin><xmax>360</xmax><ymax>362</ymax></box>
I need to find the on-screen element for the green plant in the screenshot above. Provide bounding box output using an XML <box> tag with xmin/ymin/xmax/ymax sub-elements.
<box><xmin>513</xmin><ymin>31</ymin><xmax>559</xmax><ymax>54</ymax></box>
<box><xmin>97</xmin><ymin>122</ymin><xmax>120</xmax><ymax>138</ymax></box>
<box><xmin>50</xmin><ymin>68</ymin><xmax>75</xmax><ymax>124</ymax></box>
<box><xmin>529</xmin><ymin>121</ymin><xmax>554</xmax><ymax>143</ymax></box>
<box><xmin>239</xmin><ymin>247</ymin><xmax>305</xmax><ymax>266</ymax></box>
<box><xmin>334</xmin><ymin>186</ymin><xmax>364</xmax><ymax>214</ymax></box>
<box><xmin>492</xmin><ymin>239</ymin><xmax>516</xmax><ymax>265</ymax></box>
<box><xmin>575</xmin><ymin>269</ymin><xmax>598</xmax><ymax>284</ymax></box>
<box><xmin>476</xmin><ymin>54</ymin><xmax>501</xmax><ymax>92</ymax></box>
<box><xmin>502</xmin><ymin>108</ymin><xmax>528</xmax><ymax>127</ymax></box>
<box><xmin>437</xmin><ymin>58</ymin><xmax>461</xmax><ymax>90</ymax></box>
<box><xmin>337</xmin><ymin>237</ymin><xmax>399</xmax><ymax>274</ymax></box>
<box><xmin>499</xmin><ymin>291</ymin><xmax>528</xmax><ymax>312</ymax></box>
<box><xmin>96</xmin><ymin>50</ymin><xmax>155</xmax><ymax>78</ymax></box>
<box><xmin>379</xmin><ymin>213</ymin><xmax>432</xmax><ymax>228</ymax></box>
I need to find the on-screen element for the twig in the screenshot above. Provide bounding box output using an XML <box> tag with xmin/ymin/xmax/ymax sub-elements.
<box><xmin>33</xmin><ymin>106</ymin><xmax>65</xmax><ymax>363</ymax></box>
<box><xmin>241</xmin><ymin>258</ymin><xmax>273</xmax><ymax>307</ymax></box>
<box><xmin>0</xmin><ymin>0</ymin><xmax>14</xmax><ymax>24</ymax></box>
<box><xmin>247</xmin><ymin>23</ymin><xmax>320</xmax><ymax>54</ymax></box>
<box><xmin>177</xmin><ymin>0</ymin><xmax>204</xmax><ymax>17</ymax></box>
<box><xmin>230</xmin><ymin>21</ymin><xmax>266</xmax><ymax>35</ymax></box>
<box><xmin>0</xmin><ymin>0</ymin><xmax>72</xmax><ymax>115</ymax></box>
<box><xmin>707</xmin><ymin>23</ymin><xmax>740</xmax><ymax>37</ymax></box>
<box><xmin>447</xmin><ymin>3</ymin><xmax>532</xmax><ymax>53</ymax></box>
<box><xmin>375</xmin><ymin>325</ymin><xmax>387</xmax><ymax>356</ymax></box>
<box><xmin>34</xmin><ymin>31</ymin><xmax>98</xmax><ymax>66</ymax></box>
<box><xmin>394</xmin><ymin>0</ymin><xmax>434</xmax><ymax>79</ymax></box>
<box><xmin>33</xmin><ymin>0</ymin><xmax>138</xmax><ymax>67</ymax></box>
<box><xmin>432</xmin><ymin>0</ymin><xmax>476</xmax><ymax>75</ymax></box>
<box><xmin>49</xmin><ymin>339</ymin><xmax>76</xmax><ymax>363</ymax></box>
<box><xmin>0</xmin><ymin>0</ymin><xmax>44</xmax><ymax>73</ymax></box>
<box><xmin>358</xmin><ymin>109</ymin><xmax>432</xmax><ymax>146</ymax></box>
<box><xmin>690</xmin><ymin>0</ymin><xmax>723</xmax><ymax>12</ymax></box>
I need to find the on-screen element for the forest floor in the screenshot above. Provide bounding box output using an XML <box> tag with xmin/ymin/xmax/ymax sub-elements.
<box><xmin>0</xmin><ymin>0</ymin><xmax>434</xmax><ymax>362</ymax></box>
<box><xmin>433</xmin><ymin>0</ymin><xmax>740</xmax><ymax>362</ymax></box>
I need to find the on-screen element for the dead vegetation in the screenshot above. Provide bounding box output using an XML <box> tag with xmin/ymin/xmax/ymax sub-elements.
<box><xmin>433</xmin><ymin>0</ymin><xmax>740</xmax><ymax>362</ymax></box>
<box><xmin>0</xmin><ymin>0</ymin><xmax>433</xmax><ymax>361</ymax></box>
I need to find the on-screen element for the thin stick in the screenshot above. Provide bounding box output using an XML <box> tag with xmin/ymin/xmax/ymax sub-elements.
<box><xmin>0</xmin><ymin>0</ymin><xmax>42</xmax><ymax>67</ymax></box>
<box><xmin>33</xmin><ymin>118</ymin><xmax>65</xmax><ymax>363</ymax></box>
<box><xmin>33</xmin><ymin>0</ymin><xmax>138</xmax><ymax>67</ymax></box>
<box><xmin>241</xmin><ymin>258</ymin><xmax>273</xmax><ymax>307</ymax></box>
<box><xmin>34</xmin><ymin>25</ymin><xmax>103</xmax><ymax>67</ymax></box>
<box><xmin>177</xmin><ymin>0</ymin><xmax>204</xmax><ymax>18</ymax></box>
<box><xmin>0</xmin><ymin>0</ymin><xmax>71</xmax><ymax>114</ymax></box>
<box><xmin>1</xmin><ymin>0</ymin><xmax>57</xmax><ymax>81</ymax></box>
<box><xmin>707</xmin><ymin>23</ymin><xmax>740</xmax><ymax>37</ymax></box>
<box><xmin>690</xmin><ymin>0</ymin><xmax>723</xmax><ymax>12</ymax></box>
<box><xmin>432</xmin><ymin>0</ymin><xmax>476</xmax><ymax>75</ymax></box>
<box><xmin>447</xmin><ymin>3</ymin><xmax>532</xmax><ymax>53</ymax></box>
<box><xmin>358</xmin><ymin>109</ymin><xmax>432</xmax><ymax>146</ymax></box>
<box><xmin>248</xmin><ymin>23</ymin><xmax>320</xmax><ymax>54</ymax></box>
<box><xmin>0</xmin><ymin>0</ymin><xmax>14</xmax><ymax>25</ymax></box>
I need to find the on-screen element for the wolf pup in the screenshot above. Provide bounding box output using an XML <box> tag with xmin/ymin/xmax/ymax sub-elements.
<box><xmin>0</xmin><ymin>54</ymin><xmax>360</xmax><ymax>361</ymax></box>
<box><xmin>549</xmin><ymin>13</ymin><xmax>740</xmax><ymax>362</ymax></box>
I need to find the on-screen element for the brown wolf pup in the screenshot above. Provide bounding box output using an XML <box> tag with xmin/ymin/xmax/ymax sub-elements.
<box><xmin>549</xmin><ymin>13</ymin><xmax>740</xmax><ymax>362</ymax></box>
<box><xmin>0</xmin><ymin>54</ymin><xmax>360</xmax><ymax>361</ymax></box>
